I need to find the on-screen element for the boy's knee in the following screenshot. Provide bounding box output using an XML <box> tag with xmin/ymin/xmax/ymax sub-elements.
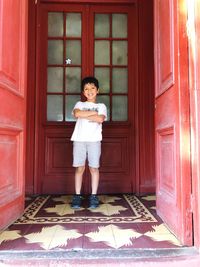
<box><xmin>89</xmin><ymin>167</ymin><xmax>99</xmax><ymax>174</ymax></box>
<box><xmin>76</xmin><ymin>166</ymin><xmax>85</xmax><ymax>174</ymax></box>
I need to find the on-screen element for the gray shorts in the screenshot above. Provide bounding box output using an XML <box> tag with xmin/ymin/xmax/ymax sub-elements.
<box><xmin>73</xmin><ymin>141</ymin><xmax>101</xmax><ymax>168</ymax></box>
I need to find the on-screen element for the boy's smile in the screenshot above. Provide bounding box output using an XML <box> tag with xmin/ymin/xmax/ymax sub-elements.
<box><xmin>83</xmin><ymin>83</ymin><xmax>99</xmax><ymax>102</ymax></box>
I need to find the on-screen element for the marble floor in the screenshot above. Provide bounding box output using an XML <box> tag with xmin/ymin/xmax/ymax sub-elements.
<box><xmin>0</xmin><ymin>194</ymin><xmax>183</xmax><ymax>251</ymax></box>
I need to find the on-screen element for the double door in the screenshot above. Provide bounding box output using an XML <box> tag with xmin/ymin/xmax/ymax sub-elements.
<box><xmin>36</xmin><ymin>3</ymin><xmax>137</xmax><ymax>194</ymax></box>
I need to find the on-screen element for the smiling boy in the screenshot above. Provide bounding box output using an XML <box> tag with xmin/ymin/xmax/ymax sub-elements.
<box><xmin>70</xmin><ymin>77</ymin><xmax>107</xmax><ymax>209</ymax></box>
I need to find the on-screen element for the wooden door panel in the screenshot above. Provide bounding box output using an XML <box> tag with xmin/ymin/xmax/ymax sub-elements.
<box><xmin>0</xmin><ymin>0</ymin><xmax>27</xmax><ymax>229</ymax></box>
<box><xmin>155</xmin><ymin>0</ymin><xmax>174</xmax><ymax>96</ymax></box>
<box><xmin>154</xmin><ymin>0</ymin><xmax>192</xmax><ymax>244</ymax></box>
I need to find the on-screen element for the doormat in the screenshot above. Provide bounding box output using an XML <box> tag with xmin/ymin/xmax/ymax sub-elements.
<box><xmin>15</xmin><ymin>194</ymin><xmax>157</xmax><ymax>225</ymax></box>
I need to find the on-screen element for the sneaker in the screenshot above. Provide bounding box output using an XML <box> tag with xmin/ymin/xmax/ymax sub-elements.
<box><xmin>71</xmin><ymin>195</ymin><xmax>82</xmax><ymax>209</ymax></box>
<box><xmin>89</xmin><ymin>195</ymin><xmax>99</xmax><ymax>209</ymax></box>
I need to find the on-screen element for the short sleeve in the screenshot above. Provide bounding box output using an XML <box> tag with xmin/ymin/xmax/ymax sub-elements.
<box><xmin>71</xmin><ymin>101</ymin><xmax>82</xmax><ymax>115</ymax></box>
<box><xmin>98</xmin><ymin>103</ymin><xmax>107</xmax><ymax>121</ymax></box>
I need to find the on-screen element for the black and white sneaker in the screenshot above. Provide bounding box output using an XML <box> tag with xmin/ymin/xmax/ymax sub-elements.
<box><xmin>71</xmin><ymin>195</ymin><xmax>82</xmax><ymax>209</ymax></box>
<box><xmin>89</xmin><ymin>195</ymin><xmax>99</xmax><ymax>209</ymax></box>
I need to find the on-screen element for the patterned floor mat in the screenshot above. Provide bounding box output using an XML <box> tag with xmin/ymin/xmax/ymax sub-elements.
<box><xmin>0</xmin><ymin>194</ymin><xmax>182</xmax><ymax>250</ymax></box>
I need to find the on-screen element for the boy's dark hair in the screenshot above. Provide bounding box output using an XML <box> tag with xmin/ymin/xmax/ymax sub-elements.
<box><xmin>81</xmin><ymin>76</ymin><xmax>99</xmax><ymax>91</ymax></box>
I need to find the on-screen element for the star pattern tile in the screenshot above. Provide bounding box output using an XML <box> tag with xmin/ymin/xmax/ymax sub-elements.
<box><xmin>45</xmin><ymin>204</ymin><xmax>84</xmax><ymax>216</ymax></box>
<box><xmin>0</xmin><ymin>230</ymin><xmax>22</xmax><ymax>245</ymax></box>
<box><xmin>24</xmin><ymin>225</ymin><xmax>82</xmax><ymax>250</ymax></box>
<box><xmin>144</xmin><ymin>224</ymin><xmax>181</xmax><ymax>246</ymax></box>
<box><xmin>88</xmin><ymin>203</ymin><xmax>127</xmax><ymax>216</ymax></box>
<box><xmin>85</xmin><ymin>224</ymin><xmax>142</xmax><ymax>249</ymax></box>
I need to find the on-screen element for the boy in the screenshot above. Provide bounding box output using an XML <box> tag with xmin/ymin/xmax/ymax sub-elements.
<box><xmin>70</xmin><ymin>76</ymin><xmax>107</xmax><ymax>209</ymax></box>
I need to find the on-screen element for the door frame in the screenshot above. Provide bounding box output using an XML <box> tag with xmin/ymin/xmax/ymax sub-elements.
<box><xmin>26</xmin><ymin>0</ymin><xmax>155</xmax><ymax>195</ymax></box>
<box><xmin>188</xmin><ymin>0</ymin><xmax>200</xmax><ymax>248</ymax></box>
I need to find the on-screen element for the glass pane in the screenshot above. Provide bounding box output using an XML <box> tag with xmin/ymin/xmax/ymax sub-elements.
<box><xmin>112</xmin><ymin>96</ymin><xmax>127</xmax><ymax>121</ymax></box>
<box><xmin>65</xmin><ymin>95</ymin><xmax>81</xmax><ymax>121</ymax></box>
<box><xmin>66</xmin><ymin>13</ymin><xmax>81</xmax><ymax>37</ymax></box>
<box><xmin>65</xmin><ymin>67</ymin><xmax>81</xmax><ymax>93</ymax></box>
<box><xmin>66</xmin><ymin>40</ymin><xmax>81</xmax><ymax>65</ymax></box>
<box><xmin>47</xmin><ymin>96</ymin><xmax>63</xmax><ymax>121</ymax></box>
<box><xmin>95</xmin><ymin>14</ymin><xmax>110</xmax><ymax>38</ymax></box>
<box><xmin>95</xmin><ymin>41</ymin><xmax>110</xmax><ymax>65</ymax></box>
<box><xmin>112</xmin><ymin>68</ymin><xmax>128</xmax><ymax>93</ymax></box>
<box><xmin>112</xmin><ymin>41</ymin><xmax>127</xmax><ymax>65</ymax></box>
<box><xmin>48</xmin><ymin>40</ymin><xmax>63</xmax><ymax>65</ymax></box>
<box><xmin>97</xmin><ymin>95</ymin><xmax>110</xmax><ymax>121</ymax></box>
<box><xmin>94</xmin><ymin>68</ymin><xmax>110</xmax><ymax>93</ymax></box>
<box><xmin>48</xmin><ymin>12</ymin><xmax>63</xmax><ymax>37</ymax></box>
<box><xmin>112</xmin><ymin>14</ymin><xmax>127</xmax><ymax>38</ymax></box>
<box><xmin>47</xmin><ymin>67</ymin><xmax>63</xmax><ymax>93</ymax></box>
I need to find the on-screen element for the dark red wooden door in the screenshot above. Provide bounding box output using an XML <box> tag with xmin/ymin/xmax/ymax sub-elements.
<box><xmin>36</xmin><ymin>3</ymin><xmax>137</xmax><ymax>194</ymax></box>
<box><xmin>154</xmin><ymin>0</ymin><xmax>192</xmax><ymax>245</ymax></box>
<box><xmin>0</xmin><ymin>0</ymin><xmax>28</xmax><ymax>229</ymax></box>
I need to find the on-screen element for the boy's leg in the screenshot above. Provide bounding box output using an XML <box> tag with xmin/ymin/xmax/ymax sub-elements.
<box><xmin>87</xmin><ymin>141</ymin><xmax>101</xmax><ymax>194</ymax></box>
<box><xmin>71</xmin><ymin>142</ymin><xmax>86</xmax><ymax>208</ymax></box>
<box><xmin>75</xmin><ymin>166</ymin><xmax>85</xmax><ymax>194</ymax></box>
<box><xmin>89</xmin><ymin>167</ymin><xmax>99</xmax><ymax>195</ymax></box>
<box><xmin>73</xmin><ymin>141</ymin><xmax>87</xmax><ymax>194</ymax></box>
<box><xmin>87</xmin><ymin>142</ymin><xmax>101</xmax><ymax>208</ymax></box>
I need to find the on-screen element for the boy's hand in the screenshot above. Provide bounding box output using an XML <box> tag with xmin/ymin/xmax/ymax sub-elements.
<box><xmin>73</xmin><ymin>109</ymin><xmax>98</xmax><ymax>118</ymax></box>
<box><xmin>87</xmin><ymin>114</ymin><xmax>105</xmax><ymax>123</ymax></box>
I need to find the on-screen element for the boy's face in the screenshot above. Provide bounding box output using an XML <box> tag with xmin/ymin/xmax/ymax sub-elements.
<box><xmin>83</xmin><ymin>83</ymin><xmax>99</xmax><ymax>102</ymax></box>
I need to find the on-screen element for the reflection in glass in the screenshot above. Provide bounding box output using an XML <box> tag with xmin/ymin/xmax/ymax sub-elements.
<box><xmin>112</xmin><ymin>68</ymin><xmax>128</xmax><ymax>93</ymax></box>
<box><xmin>47</xmin><ymin>68</ymin><xmax>63</xmax><ymax>93</ymax></box>
<box><xmin>112</xmin><ymin>14</ymin><xmax>127</xmax><ymax>38</ymax></box>
<box><xmin>94</xmin><ymin>68</ymin><xmax>110</xmax><ymax>93</ymax></box>
<box><xmin>48</xmin><ymin>40</ymin><xmax>63</xmax><ymax>64</ymax></box>
<box><xmin>47</xmin><ymin>96</ymin><xmax>63</xmax><ymax>121</ymax></box>
<box><xmin>66</xmin><ymin>13</ymin><xmax>81</xmax><ymax>37</ymax></box>
<box><xmin>112</xmin><ymin>41</ymin><xmax>127</xmax><ymax>65</ymax></box>
<box><xmin>65</xmin><ymin>67</ymin><xmax>81</xmax><ymax>93</ymax></box>
<box><xmin>95</xmin><ymin>14</ymin><xmax>110</xmax><ymax>38</ymax></box>
<box><xmin>65</xmin><ymin>95</ymin><xmax>81</xmax><ymax>121</ymax></box>
<box><xmin>112</xmin><ymin>96</ymin><xmax>127</xmax><ymax>121</ymax></box>
<box><xmin>95</xmin><ymin>41</ymin><xmax>110</xmax><ymax>65</ymax></box>
<box><xmin>97</xmin><ymin>95</ymin><xmax>110</xmax><ymax>121</ymax></box>
<box><xmin>66</xmin><ymin>40</ymin><xmax>81</xmax><ymax>65</ymax></box>
<box><xmin>48</xmin><ymin>12</ymin><xmax>63</xmax><ymax>37</ymax></box>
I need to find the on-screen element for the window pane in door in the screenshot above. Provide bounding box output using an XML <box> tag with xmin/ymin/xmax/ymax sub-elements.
<box><xmin>112</xmin><ymin>68</ymin><xmax>128</xmax><ymax>93</ymax></box>
<box><xmin>48</xmin><ymin>12</ymin><xmax>63</xmax><ymax>37</ymax></box>
<box><xmin>66</xmin><ymin>13</ymin><xmax>81</xmax><ymax>37</ymax></box>
<box><xmin>47</xmin><ymin>96</ymin><xmax>63</xmax><ymax>121</ymax></box>
<box><xmin>65</xmin><ymin>95</ymin><xmax>81</xmax><ymax>121</ymax></box>
<box><xmin>66</xmin><ymin>40</ymin><xmax>81</xmax><ymax>65</ymax></box>
<box><xmin>112</xmin><ymin>41</ymin><xmax>127</xmax><ymax>65</ymax></box>
<box><xmin>47</xmin><ymin>67</ymin><xmax>63</xmax><ymax>93</ymax></box>
<box><xmin>112</xmin><ymin>96</ymin><xmax>127</xmax><ymax>121</ymax></box>
<box><xmin>48</xmin><ymin>40</ymin><xmax>63</xmax><ymax>64</ymax></box>
<box><xmin>94</xmin><ymin>67</ymin><xmax>110</xmax><ymax>93</ymax></box>
<box><xmin>97</xmin><ymin>95</ymin><xmax>110</xmax><ymax>121</ymax></box>
<box><xmin>112</xmin><ymin>14</ymin><xmax>127</xmax><ymax>38</ymax></box>
<box><xmin>95</xmin><ymin>14</ymin><xmax>110</xmax><ymax>38</ymax></box>
<box><xmin>95</xmin><ymin>41</ymin><xmax>110</xmax><ymax>65</ymax></box>
<box><xmin>65</xmin><ymin>67</ymin><xmax>81</xmax><ymax>93</ymax></box>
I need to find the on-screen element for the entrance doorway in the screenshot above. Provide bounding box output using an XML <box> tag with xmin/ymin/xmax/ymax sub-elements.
<box><xmin>35</xmin><ymin>3</ymin><xmax>138</xmax><ymax>194</ymax></box>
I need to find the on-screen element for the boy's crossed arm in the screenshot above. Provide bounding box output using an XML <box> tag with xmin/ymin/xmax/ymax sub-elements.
<box><xmin>73</xmin><ymin>109</ymin><xmax>105</xmax><ymax>123</ymax></box>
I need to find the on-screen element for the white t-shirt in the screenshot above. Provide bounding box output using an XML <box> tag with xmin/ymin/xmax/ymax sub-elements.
<box><xmin>71</xmin><ymin>101</ymin><xmax>107</xmax><ymax>142</ymax></box>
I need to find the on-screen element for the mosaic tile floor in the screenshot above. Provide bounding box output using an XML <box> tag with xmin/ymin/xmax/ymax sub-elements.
<box><xmin>0</xmin><ymin>195</ymin><xmax>182</xmax><ymax>251</ymax></box>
